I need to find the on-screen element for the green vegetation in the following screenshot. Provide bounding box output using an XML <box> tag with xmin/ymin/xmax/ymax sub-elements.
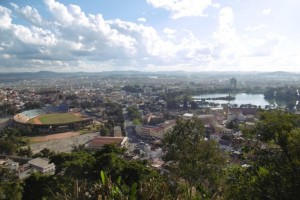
<box><xmin>127</xmin><ymin>106</ymin><xmax>142</xmax><ymax>122</ymax></box>
<box><xmin>0</xmin><ymin>168</ymin><xmax>23</xmax><ymax>200</ymax></box>
<box><xmin>28</xmin><ymin>113</ymin><xmax>82</xmax><ymax>124</ymax></box>
<box><xmin>104</xmin><ymin>102</ymin><xmax>125</xmax><ymax>135</ymax></box>
<box><xmin>0</xmin><ymin>103</ymin><xmax>18</xmax><ymax>116</ymax></box>
<box><xmin>122</xmin><ymin>85</ymin><xmax>143</xmax><ymax>93</ymax></box>
<box><xmin>79</xmin><ymin>124</ymin><xmax>100</xmax><ymax>134</ymax></box>
<box><xmin>163</xmin><ymin>118</ymin><xmax>226</xmax><ymax>199</ymax></box>
<box><xmin>224</xmin><ymin>110</ymin><xmax>300</xmax><ymax>199</ymax></box>
<box><xmin>0</xmin><ymin>127</ymin><xmax>30</xmax><ymax>155</ymax></box>
<box><xmin>264</xmin><ymin>86</ymin><xmax>300</xmax><ymax>110</ymax></box>
<box><xmin>23</xmin><ymin>101</ymin><xmax>42</xmax><ymax>110</ymax></box>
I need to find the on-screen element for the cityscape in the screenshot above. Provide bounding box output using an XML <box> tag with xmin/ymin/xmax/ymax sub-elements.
<box><xmin>1</xmin><ymin>71</ymin><xmax>300</xmax><ymax>199</ymax></box>
<box><xmin>1</xmin><ymin>0</ymin><xmax>300</xmax><ymax>199</ymax></box>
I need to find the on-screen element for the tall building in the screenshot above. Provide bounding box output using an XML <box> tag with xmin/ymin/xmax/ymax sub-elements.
<box><xmin>230</xmin><ymin>77</ymin><xmax>237</xmax><ymax>88</ymax></box>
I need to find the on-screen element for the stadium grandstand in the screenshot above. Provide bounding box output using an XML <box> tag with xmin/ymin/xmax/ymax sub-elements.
<box><xmin>14</xmin><ymin>104</ymin><xmax>93</xmax><ymax>134</ymax></box>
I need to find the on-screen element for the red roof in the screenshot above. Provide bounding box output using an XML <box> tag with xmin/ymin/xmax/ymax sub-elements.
<box><xmin>89</xmin><ymin>136</ymin><xmax>124</xmax><ymax>148</ymax></box>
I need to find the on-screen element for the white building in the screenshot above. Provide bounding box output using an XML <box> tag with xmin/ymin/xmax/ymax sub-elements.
<box><xmin>182</xmin><ymin>113</ymin><xmax>193</xmax><ymax>120</ymax></box>
<box><xmin>28</xmin><ymin>158</ymin><xmax>55</xmax><ymax>174</ymax></box>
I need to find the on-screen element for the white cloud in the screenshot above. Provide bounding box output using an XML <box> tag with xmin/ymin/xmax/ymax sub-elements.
<box><xmin>137</xmin><ymin>17</ymin><xmax>147</xmax><ymax>22</ymax></box>
<box><xmin>0</xmin><ymin>6</ymin><xmax>12</xmax><ymax>29</ymax></box>
<box><xmin>0</xmin><ymin>0</ymin><xmax>298</xmax><ymax>72</ymax></box>
<box><xmin>163</xmin><ymin>28</ymin><xmax>177</xmax><ymax>35</ymax></box>
<box><xmin>245</xmin><ymin>24</ymin><xmax>266</xmax><ymax>31</ymax></box>
<box><xmin>0</xmin><ymin>0</ymin><xmax>213</xmax><ymax>72</ymax></box>
<box><xmin>211</xmin><ymin>6</ymin><xmax>287</xmax><ymax>71</ymax></box>
<box><xmin>146</xmin><ymin>0</ymin><xmax>213</xmax><ymax>19</ymax></box>
<box><xmin>19</xmin><ymin>5</ymin><xmax>43</xmax><ymax>26</ymax></box>
<box><xmin>262</xmin><ymin>8</ymin><xmax>272</xmax><ymax>15</ymax></box>
<box><xmin>213</xmin><ymin>7</ymin><xmax>239</xmax><ymax>58</ymax></box>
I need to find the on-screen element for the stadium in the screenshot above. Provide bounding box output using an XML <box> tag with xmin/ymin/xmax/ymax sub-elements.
<box><xmin>14</xmin><ymin>104</ymin><xmax>93</xmax><ymax>133</ymax></box>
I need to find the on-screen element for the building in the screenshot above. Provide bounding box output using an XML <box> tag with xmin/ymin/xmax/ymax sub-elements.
<box><xmin>28</xmin><ymin>158</ymin><xmax>55</xmax><ymax>174</ymax></box>
<box><xmin>198</xmin><ymin>114</ymin><xmax>215</xmax><ymax>126</ymax></box>
<box><xmin>88</xmin><ymin>136</ymin><xmax>127</xmax><ymax>150</ymax></box>
<box><xmin>113</xmin><ymin>126</ymin><xmax>122</xmax><ymax>137</ymax></box>
<box><xmin>230</xmin><ymin>77</ymin><xmax>237</xmax><ymax>88</ymax></box>
<box><xmin>136</xmin><ymin>120</ymin><xmax>176</xmax><ymax>138</ymax></box>
<box><xmin>182</xmin><ymin>113</ymin><xmax>193</xmax><ymax>120</ymax></box>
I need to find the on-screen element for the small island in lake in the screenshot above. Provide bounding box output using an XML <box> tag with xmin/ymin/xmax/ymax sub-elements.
<box><xmin>203</xmin><ymin>96</ymin><xmax>236</xmax><ymax>101</ymax></box>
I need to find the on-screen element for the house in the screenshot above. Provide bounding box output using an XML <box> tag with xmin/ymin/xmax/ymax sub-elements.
<box><xmin>28</xmin><ymin>158</ymin><xmax>55</xmax><ymax>174</ymax></box>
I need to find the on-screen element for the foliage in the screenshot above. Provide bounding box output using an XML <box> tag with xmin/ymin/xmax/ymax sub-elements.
<box><xmin>163</xmin><ymin>118</ymin><xmax>226</xmax><ymax>199</ymax></box>
<box><xmin>0</xmin><ymin>103</ymin><xmax>18</xmax><ymax>116</ymax></box>
<box><xmin>104</xmin><ymin>103</ymin><xmax>125</xmax><ymax>135</ymax></box>
<box><xmin>23</xmin><ymin>101</ymin><xmax>42</xmax><ymax>110</ymax></box>
<box><xmin>0</xmin><ymin>127</ymin><xmax>29</xmax><ymax>155</ymax></box>
<box><xmin>33</xmin><ymin>148</ymin><xmax>55</xmax><ymax>158</ymax></box>
<box><xmin>224</xmin><ymin>110</ymin><xmax>300</xmax><ymax>199</ymax></box>
<box><xmin>127</xmin><ymin>106</ymin><xmax>142</xmax><ymax>122</ymax></box>
<box><xmin>0</xmin><ymin>167</ymin><xmax>23</xmax><ymax>200</ymax></box>
<box><xmin>17</xmin><ymin>145</ymin><xmax>33</xmax><ymax>157</ymax></box>
<box><xmin>132</xmin><ymin>118</ymin><xmax>141</xmax><ymax>126</ymax></box>
<box><xmin>122</xmin><ymin>85</ymin><xmax>143</xmax><ymax>93</ymax></box>
<box><xmin>100</xmin><ymin>124</ymin><xmax>110</xmax><ymax>136</ymax></box>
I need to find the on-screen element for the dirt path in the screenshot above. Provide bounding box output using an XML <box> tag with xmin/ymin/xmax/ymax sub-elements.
<box><xmin>32</xmin><ymin>117</ymin><xmax>42</xmax><ymax>124</ymax></box>
<box><xmin>30</xmin><ymin>131</ymin><xmax>80</xmax><ymax>143</ymax></box>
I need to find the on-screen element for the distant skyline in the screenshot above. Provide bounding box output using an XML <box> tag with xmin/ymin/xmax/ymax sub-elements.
<box><xmin>0</xmin><ymin>0</ymin><xmax>299</xmax><ymax>72</ymax></box>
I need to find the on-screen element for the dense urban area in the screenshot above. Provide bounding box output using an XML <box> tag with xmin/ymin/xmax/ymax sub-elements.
<box><xmin>1</xmin><ymin>71</ymin><xmax>300</xmax><ymax>199</ymax></box>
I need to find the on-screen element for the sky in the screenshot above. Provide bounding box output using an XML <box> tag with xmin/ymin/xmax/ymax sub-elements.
<box><xmin>0</xmin><ymin>0</ymin><xmax>299</xmax><ymax>72</ymax></box>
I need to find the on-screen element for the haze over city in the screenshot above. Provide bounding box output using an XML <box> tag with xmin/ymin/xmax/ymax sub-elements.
<box><xmin>0</xmin><ymin>0</ymin><xmax>299</xmax><ymax>72</ymax></box>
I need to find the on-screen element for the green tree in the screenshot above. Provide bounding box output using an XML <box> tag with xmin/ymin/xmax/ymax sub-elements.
<box><xmin>224</xmin><ymin>110</ymin><xmax>300</xmax><ymax>200</ymax></box>
<box><xmin>33</xmin><ymin>148</ymin><xmax>55</xmax><ymax>158</ymax></box>
<box><xmin>0</xmin><ymin>168</ymin><xmax>23</xmax><ymax>200</ymax></box>
<box><xmin>132</xmin><ymin>118</ymin><xmax>141</xmax><ymax>126</ymax></box>
<box><xmin>163</xmin><ymin>118</ymin><xmax>225</xmax><ymax>199</ymax></box>
<box><xmin>17</xmin><ymin>145</ymin><xmax>33</xmax><ymax>157</ymax></box>
<box><xmin>100</xmin><ymin>125</ymin><xmax>110</xmax><ymax>136</ymax></box>
<box><xmin>127</xmin><ymin>106</ymin><xmax>142</xmax><ymax>122</ymax></box>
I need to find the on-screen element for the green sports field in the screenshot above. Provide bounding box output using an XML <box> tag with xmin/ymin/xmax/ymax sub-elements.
<box><xmin>28</xmin><ymin>113</ymin><xmax>83</xmax><ymax>124</ymax></box>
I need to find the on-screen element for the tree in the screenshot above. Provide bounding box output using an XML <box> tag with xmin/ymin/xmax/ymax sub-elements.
<box><xmin>163</xmin><ymin>118</ymin><xmax>225</xmax><ymax>199</ymax></box>
<box><xmin>0</xmin><ymin>168</ymin><xmax>23</xmax><ymax>200</ymax></box>
<box><xmin>224</xmin><ymin>110</ymin><xmax>300</xmax><ymax>200</ymax></box>
<box><xmin>190</xmin><ymin>101</ymin><xmax>198</xmax><ymax>109</ymax></box>
<box><xmin>17</xmin><ymin>145</ymin><xmax>33</xmax><ymax>157</ymax></box>
<box><xmin>33</xmin><ymin>148</ymin><xmax>55</xmax><ymax>158</ymax></box>
<box><xmin>100</xmin><ymin>125</ymin><xmax>110</xmax><ymax>136</ymax></box>
<box><xmin>132</xmin><ymin>118</ymin><xmax>141</xmax><ymax>126</ymax></box>
<box><xmin>127</xmin><ymin>106</ymin><xmax>142</xmax><ymax>122</ymax></box>
<box><xmin>182</xmin><ymin>94</ymin><xmax>192</xmax><ymax>110</ymax></box>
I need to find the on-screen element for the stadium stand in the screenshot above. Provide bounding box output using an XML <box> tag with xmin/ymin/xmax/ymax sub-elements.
<box><xmin>44</xmin><ymin>103</ymin><xmax>69</xmax><ymax>113</ymax></box>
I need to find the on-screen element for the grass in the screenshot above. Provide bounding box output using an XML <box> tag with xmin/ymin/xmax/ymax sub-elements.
<box><xmin>79</xmin><ymin>125</ymin><xmax>100</xmax><ymax>135</ymax></box>
<box><xmin>29</xmin><ymin>113</ymin><xmax>82</xmax><ymax>124</ymax></box>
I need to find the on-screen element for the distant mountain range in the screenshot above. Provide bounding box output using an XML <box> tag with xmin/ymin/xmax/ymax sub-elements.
<box><xmin>0</xmin><ymin>70</ymin><xmax>299</xmax><ymax>82</ymax></box>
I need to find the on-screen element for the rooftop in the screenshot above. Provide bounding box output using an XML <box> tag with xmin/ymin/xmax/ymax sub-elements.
<box><xmin>28</xmin><ymin>158</ymin><xmax>52</xmax><ymax>168</ymax></box>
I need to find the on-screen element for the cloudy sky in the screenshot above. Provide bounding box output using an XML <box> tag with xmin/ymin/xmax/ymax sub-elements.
<box><xmin>0</xmin><ymin>0</ymin><xmax>299</xmax><ymax>72</ymax></box>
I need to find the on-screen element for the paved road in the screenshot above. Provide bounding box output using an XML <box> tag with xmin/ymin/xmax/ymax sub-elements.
<box><xmin>30</xmin><ymin>132</ymin><xmax>99</xmax><ymax>153</ymax></box>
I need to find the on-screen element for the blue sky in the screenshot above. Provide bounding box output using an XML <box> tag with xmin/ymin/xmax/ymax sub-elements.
<box><xmin>0</xmin><ymin>0</ymin><xmax>299</xmax><ymax>72</ymax></box>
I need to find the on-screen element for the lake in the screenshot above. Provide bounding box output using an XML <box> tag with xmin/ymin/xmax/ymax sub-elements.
<box><xmin>192</xmin><ymin>93</ymin><xmax>271</xmax><ymax>107</ymax></box>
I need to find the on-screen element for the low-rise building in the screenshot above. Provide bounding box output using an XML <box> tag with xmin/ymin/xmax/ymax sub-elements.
<box><xmin>88</xmin><ymin>136</ymin><xmax>127</xmax><ymax>150</ymax></box>
<box><xmin>28</xmin><ymin>158</ymin><xmax>55</xmax><ymax>174</ymax></box>
<box><xmin>136</xmin><ymin>120</ymin><xmax>176</xmax><ymax>138</ymax></box>
<box><xmin>182</xmin><ymin>113</ymin><xmax>193</xmax><ymax>120</ymax></box>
